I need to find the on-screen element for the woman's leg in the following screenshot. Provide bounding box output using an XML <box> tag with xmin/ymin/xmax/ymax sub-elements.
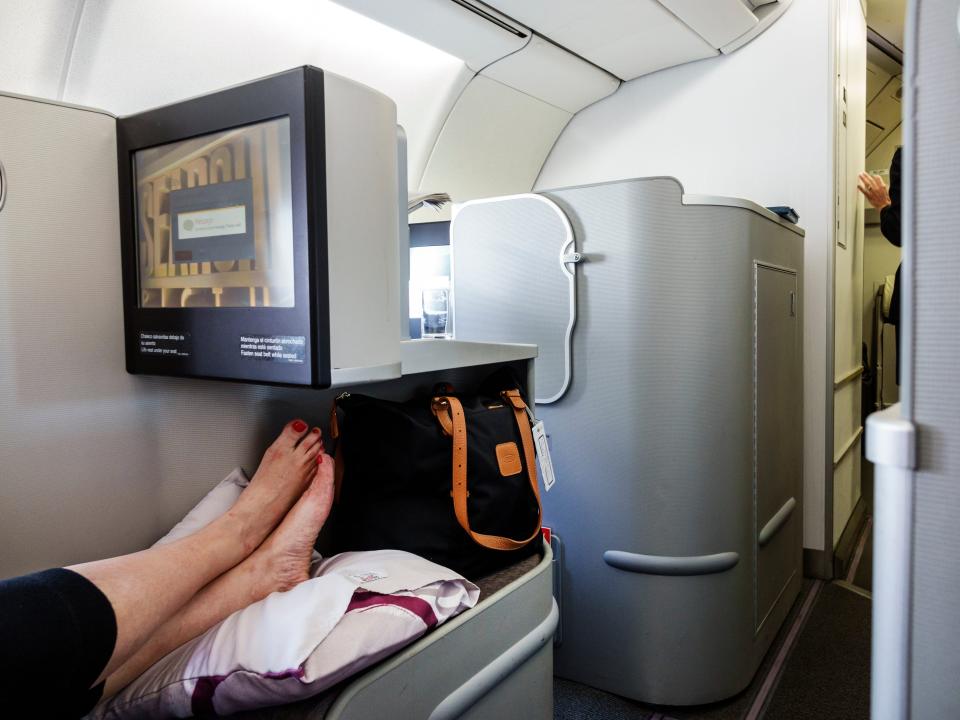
<box><xmin>71</xmin><ymin>420</ymin><xmax>325</xmax><ymax>683</ymax></box>
<box><xmin>102</xmin><ymin>459</ymin><xmax>335</xmax><ymax>698</ymax></box>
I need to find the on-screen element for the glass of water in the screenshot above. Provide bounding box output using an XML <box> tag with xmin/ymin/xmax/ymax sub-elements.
<box><xmin>421</xmin><ymin>288</ymin><xmax>450</xmax><ymax>338</ymax></box>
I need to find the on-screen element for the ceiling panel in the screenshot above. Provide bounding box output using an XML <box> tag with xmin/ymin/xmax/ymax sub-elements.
<box><xmin>658</xmin><ymin>0</ymin><xmax>758</xmax><ymax>48</ymax></box>
<box><xmin>866</xmin><ymin>0</ymin><xmax>906</xmax><ymax>50</ymax></box>
<box><xmin>866</xmin><ymin>60</ymin><xmax>892</xmax><ymax>104</ymax></box>
<box><xmin>866</xmin><ymin>76</ymin><xmax>902</xmax><ymax>156</ymax></box>
<box><xmin>333</xmin><ymin>0</ymin><xmax>528</xmax><ymax>71</ymax></box>
<box><xmin>0</xmin><ymin>0</ymin><xmax>84</xmax><ymax>101</ymax></box>
<box><xmin>482</xmin><ymin>0</ymin><xmax>719</xmax><ymax>80</ymax></box>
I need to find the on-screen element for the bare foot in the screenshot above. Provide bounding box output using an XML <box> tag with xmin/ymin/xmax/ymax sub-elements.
<box><xmin>246</xmin><ymin>458</ymin><xmax>336</xmax><ymax>596</ymax></box>
<box><xmin>226</xmin><ymin>420</ymin><xmax>326</xmax><ymax>554</ymax></box>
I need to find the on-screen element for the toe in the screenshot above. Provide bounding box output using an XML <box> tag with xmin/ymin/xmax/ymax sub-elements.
<box><xmin>278</xmin><ymin>419</ymin><xmax>310</xmax><ymax>448</ymax></box>
<box><xmin>297</xmin><ymin>427</ymin><xmax>323</xmax><ymax>454</ymax></box>
<box><xmin>300</xmin><ymin>443</ymin><xmax>323</xmax><ymax>469</ymax></box>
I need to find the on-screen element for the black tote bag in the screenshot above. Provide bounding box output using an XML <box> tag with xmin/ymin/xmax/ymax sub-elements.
<box><xmin>329</xmin><ymin>378</ymin><xmax>542</xmax><ymax>578</ymax></box>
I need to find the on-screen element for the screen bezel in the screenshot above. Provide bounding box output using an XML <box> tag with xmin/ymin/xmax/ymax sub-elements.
<box><xmin>117</xmin><ymin>67</ymin><xmax>329</xmax><ymax>387</ymax></box>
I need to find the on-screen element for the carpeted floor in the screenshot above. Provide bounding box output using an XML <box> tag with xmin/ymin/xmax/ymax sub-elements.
<box><xmin>853</xmin><ymin>524</ymin><xmax>873</xmax><ymax>592</ymax></box>
<box><xmin>554</xmin><ymin>579</ymin><xmax>872</xmax><ymax>720</ymax></box>
<box><xmin>760</xmin><ymin>583</ymin><xmax>871</xmax><ymax>719</ymax></box>
<box><xmin>554</xmin><ymin>679</ymin><xmax>659</xmax><ymax>720</ymax></box>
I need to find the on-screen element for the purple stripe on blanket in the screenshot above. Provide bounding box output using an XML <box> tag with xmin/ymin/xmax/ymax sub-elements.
<box><xmin>191</xmin><ymin>675</ymin><xmax>225</xmax><ymax>717</ymax></box>
<box><xmin>191</xmin><ymin>668</ymin><xmax>304</xmax><ymax>716</ymax></box>
<box><xmin>347</xmin><ymin>590</ymin><xmax>439</xmax><ymax>628</ymax></box>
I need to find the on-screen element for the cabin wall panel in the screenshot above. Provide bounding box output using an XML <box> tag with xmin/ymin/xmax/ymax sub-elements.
<box><xmin>0</xmin><ymin>0</ymin><xmax>83</xmax><ymax>100</ymax></box>
<box><xmin>0</xmin><ymin>96</ymin><xmax>342</xmax><ymax>578</ymax></box>
<box><xmin>58</xmin><ymin>0</ymin><xmax>471</xmax><ymax>191</ymax></box>
<box><xmin>418</xmin><ymin>75</ymin><xmax>572</xmax><ymax>200</ymax></box>
<box><xmin>832</xmin><ymin>0</ymin><xmax>866</xmax><ymax>549</ymax></box>
<box><xmin>536</xmin><ymin>0</ymin><xmax>836</xmax><ymax>550</ymax></box>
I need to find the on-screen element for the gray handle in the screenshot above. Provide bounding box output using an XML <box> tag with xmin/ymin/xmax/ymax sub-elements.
<box><xmin>428</xmin><ymin>599</ymin><xmax>559</xmax><ymax>720</ymax></box>
<box><xmin>603</xmin><ymin>550</ymin><xmax>739</xmax><ymax>576</ymax></box>
<box><xmin>758</xmin><ymin>497</ymin><xmax>796</xmax><ymax>547</ymax></box>
<box><xmin>0</xmin><ymin>159</ymin><xmax>6</xmax><ymax>213</ymax></box>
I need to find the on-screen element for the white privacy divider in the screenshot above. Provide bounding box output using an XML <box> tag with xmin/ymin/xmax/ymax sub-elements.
<box><xmin>451</xmin><ymin>194</ymin><xmax>579</xmax><ymax>404</ymax></box>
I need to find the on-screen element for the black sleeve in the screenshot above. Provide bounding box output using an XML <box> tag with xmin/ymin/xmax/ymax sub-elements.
<box><xmin>0</xmin><ymin>568</ymin><xmax>117</xmax><ymax>717</ymax></box>
<box><xmin>880</xmin><ymin>146</ymin><xmax>902</xmax><ymax>247</ymax></box>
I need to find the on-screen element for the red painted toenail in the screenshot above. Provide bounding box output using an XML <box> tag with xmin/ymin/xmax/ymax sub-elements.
<box><xmin>292</xmin><ymin>420</ymin><xmax>307</xmax><ymax>433</ymax></box>
<box><xmin>318</xmin><ymin>455</ymin><xmax>323</xmax><ymax>464</ymax></box>
<box><xmin>312</xmin><ymin>428</ymin><xmax>320</xmax><ymax>434</ymax></box>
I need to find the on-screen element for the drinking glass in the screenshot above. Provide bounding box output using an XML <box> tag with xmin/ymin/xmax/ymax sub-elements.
<box><xmin>421</xmin><ymin>288</ymin><xmax>450</xmax><ymax>338</ymax></box>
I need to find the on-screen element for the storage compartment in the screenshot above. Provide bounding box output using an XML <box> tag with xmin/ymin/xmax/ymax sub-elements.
<box><xmin>451</xmin><ymin>177</ymin><xmax>805</xmax><ymax>705</ymax></box>
<box><xmin>754</xmin><ymin>263</ymin><xmax>801</xmax><ymax>632</ymax></box>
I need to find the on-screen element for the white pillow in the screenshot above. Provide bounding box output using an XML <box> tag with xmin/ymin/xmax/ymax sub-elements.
<box><xmin>89</xmin><ymin>550</ymin><xmax>478</xmax><ymax>719</ymax></box>
<box><xmin>155</xmin><ymin>467</ymin><xmax>324</xmax><ymax>573</ymax></box>
<box><xmin>154</xmin><ymin>467</ymin><xmax>249</xmax><ymax>546</ymax></box>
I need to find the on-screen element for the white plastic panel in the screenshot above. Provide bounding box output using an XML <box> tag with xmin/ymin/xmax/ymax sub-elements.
<box><xmin>867</xmin><ymin>0</ymin><xmax>906</xmax><ymax>52</ymax></box>
<box><xmin>482</xmin><ymin>35</ymin><xmax>620</xmax><ymax>114</ymax></box>
<box><xmin>400</xmin><ymin>339</ymin><xmax>536</xmax><ymax>376</ymax></box>
<box><xmin>418</xmin><ymin>75</ymin><xmax>571</xmax><ymax>201</ymax></box>
<box><xmin>324</xmin><ymin>73</ymin><xmax>401</xmax><ymax>379</ymax></box>
<box><xmin>61</xmin><ymin>0</ymin><xmax>470</xmax><ymax>193</ymax></box>
<box><xmin>483</xmin><ymin>0</ymin><xmax>718</xmax><ymax>79</ymax></box>
<box><xmin>658</xmin><ymin>0</ymin><xmax>758</xmax><ymax>48</ymax></box>
<box><xmin>332</xmin><ymin>0</ymin><xmax>529</xmax><ymax>72</ymax></box>
<box><xmin>720</xmin><ymin>0</ymin><xmax>794</xmax><ymax>54</ymax></box>
<box><xmin>452</xmin><ymin>195</ymin><xmax>576</xmax><ymax>403</ymax></box>
<box><xmin>0</xmin><ymin>0</ymin><xmax>83</xmax><ymax>100</ymax></box>
<box><xmin>832</xmin><ymin>0</ymin><xmax>867</xmax><ymax>548</ymax></box>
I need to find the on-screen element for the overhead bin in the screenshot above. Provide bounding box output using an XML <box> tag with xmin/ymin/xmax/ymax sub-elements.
<box><xmin>482</xmin><ymin>36</ymin><xmax>620</xmax><ymax>115</ymax></box>
<box><xmin>657</xmin><ymin>0</ymin><xmax>758</xmax><ymax>49</ymax></box>
<box><xmin>336</xmin><ymin>0</ymin><xmax>794</xmax><ymax>84</ymax></box>
<box><xmin>333</xmin><ymin>0</ymin><xmax>529</xmax><ymax>71</ymax></box>
<box><xmin>417</xmin><ymin>75</ymin><xmax>572</xmax><ymax>201</ymax></box>
<box><xmin>475</xmin><ymin>0</ymin><xmax>794</xmax><ymax>78</ymax></box>
<box><xmin>481</xmin><ymin>0</ymin><xmax>719</xmax><ymax>80</ymax></box>
<box><xmin>335</xmin><ymin>0</ymin><xmax>792</xmax><ymax>203</ymax></box>
<box><xmin>417</xmin><ymin>34</ymin><xmax>618</xmax><ymax>201</ymax></box>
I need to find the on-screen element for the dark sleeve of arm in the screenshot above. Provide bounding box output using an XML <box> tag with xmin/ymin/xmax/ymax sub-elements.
<box><xmin>880</xmin><ymin>147</ymin><xmax>902</xmax><ymax>247</ymax></box>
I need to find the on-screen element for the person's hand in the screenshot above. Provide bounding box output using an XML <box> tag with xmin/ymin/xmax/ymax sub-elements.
<box><xmin>858</xmin><ymin>172</ymin><xmax>892</xmax><ymax>210</ymax></box>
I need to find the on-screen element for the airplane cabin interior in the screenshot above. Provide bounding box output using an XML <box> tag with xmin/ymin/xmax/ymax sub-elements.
<box><xmin>0</xmin><ymin>0</ymin><xmax>957</xmax><ymax>718</ymax></box>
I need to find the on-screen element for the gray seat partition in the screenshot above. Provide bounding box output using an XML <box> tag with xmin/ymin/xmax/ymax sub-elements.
<box><xmin>452</xmin><ymin>194</ymin><xmax>578</xmax><ymax>403</ymax></box>
<box><xmin>451</xmin><ymin>176</ymin><xmax>805</xmax><ymax>705</ymax></box>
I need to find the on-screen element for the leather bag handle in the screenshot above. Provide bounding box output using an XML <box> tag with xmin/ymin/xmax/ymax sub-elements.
<box><xmin>432</xmin><ymin>391</ymin><xmax>542</xmax><ymax>551</ymax></box>
<box><xmin>329</xmin><ymin>401</ymin><xmax>345</xmax><ymax>503</ymax></box>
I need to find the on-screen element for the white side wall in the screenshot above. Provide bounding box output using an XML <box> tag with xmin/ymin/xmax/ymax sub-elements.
<box><xmin>832</xmin><ymin>0</ymin><xmax>866</xmax><ymax>548</ymax></box>
<box><xmin>536</xmin><ymin>0</ymin><xmax>837</xmax><ymax>551</ymax></box>
<box><xmin>0</xmin><ymin>0</ymin><xmax>83</xmax><ymax>100</ymax></box>
<box><xmin>0</xmin><ymin>0</ymin><xmax>471</xmax><ymax>192</ymax></box>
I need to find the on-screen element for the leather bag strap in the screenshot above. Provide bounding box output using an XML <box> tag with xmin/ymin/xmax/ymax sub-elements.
<box><xmin>329</xmin><ymin>401</ymin><xmax>345</xmax><ymax>503</ymax></box>
<box><xmin>434</xmin><ymin>393</ymin><xmax>542</xmax><ymax>551</ymax></box>
<box><xmin>501</xmin><ymin>389</ymin><xmax>542</xmax><ymax>504</ymax></box>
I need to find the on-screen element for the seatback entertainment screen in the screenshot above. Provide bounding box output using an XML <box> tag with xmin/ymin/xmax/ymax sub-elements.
<box><xmin>133</xmin><ymin>117</ymin><xmax>294</xmax><ymax>309</ymax></box>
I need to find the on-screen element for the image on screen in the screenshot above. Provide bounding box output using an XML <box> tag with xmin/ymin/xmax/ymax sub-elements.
<box><xmin>133</xmin><ymin>117</ymin><xmax>295</xmax><ymax>308</ymax></box>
